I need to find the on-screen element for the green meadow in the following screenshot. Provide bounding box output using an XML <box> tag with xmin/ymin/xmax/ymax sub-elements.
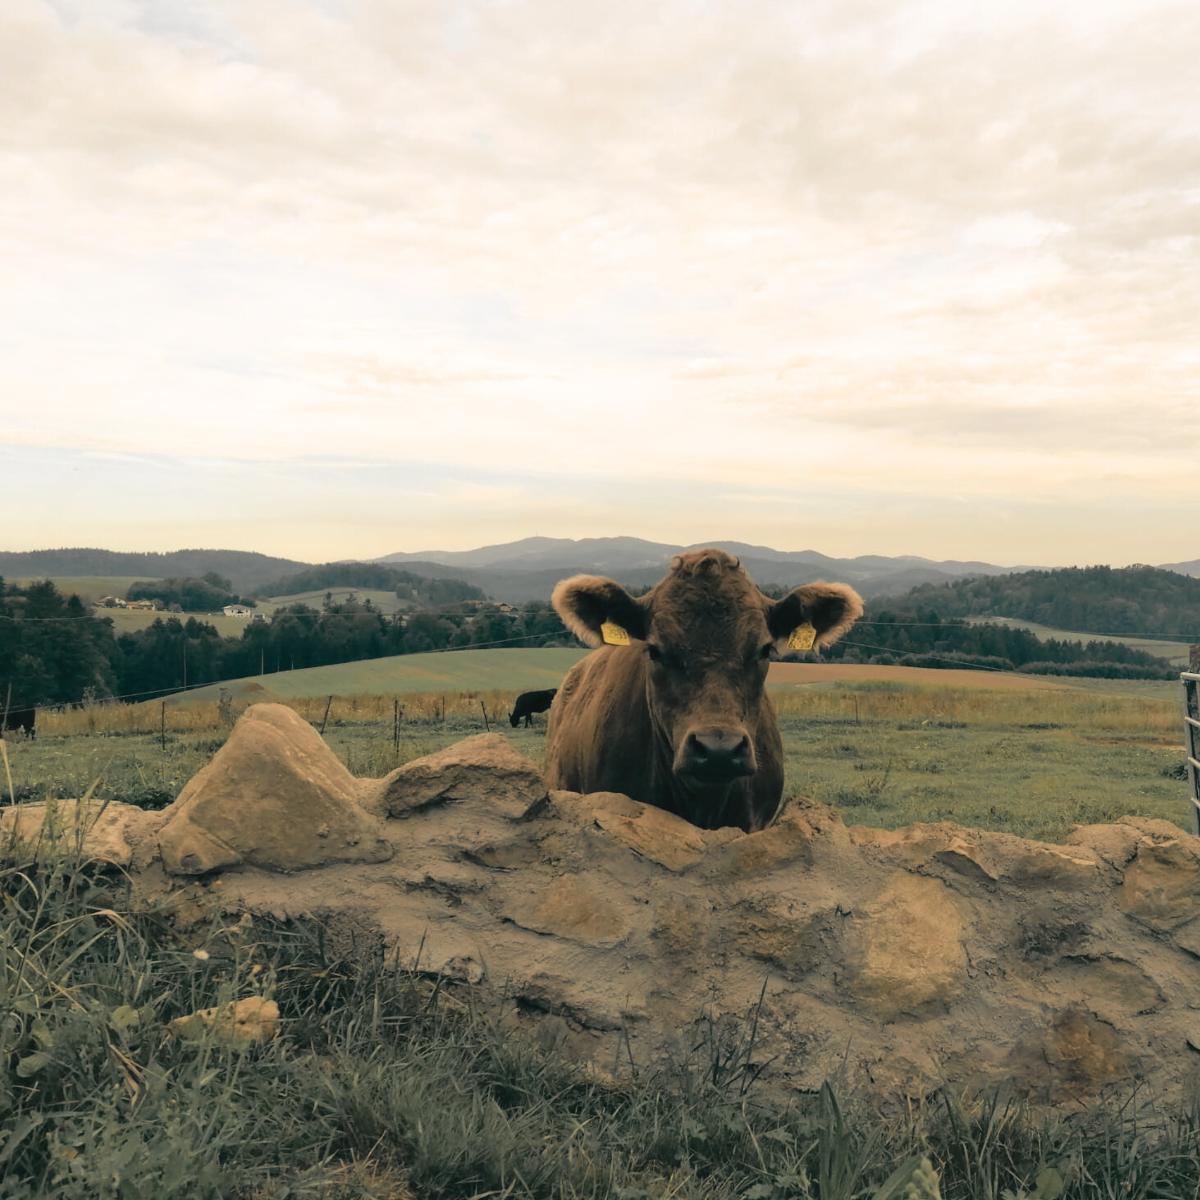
<box><xmin>10</xmin><ymin>661</ymin><xmax>1190</xmax><ymax>842</ymax></box>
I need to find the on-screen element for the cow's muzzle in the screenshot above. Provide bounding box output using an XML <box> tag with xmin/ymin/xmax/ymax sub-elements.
<box><xmin>676</xmin><ymin>727</ymin><xmax>756</xmax><ymax>783</ymax></box>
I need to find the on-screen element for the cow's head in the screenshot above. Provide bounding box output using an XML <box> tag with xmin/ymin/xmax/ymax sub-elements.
<box><xmin>552</xmin><ymin>549</ymin><xmax>863</xmax><ymax>786</ymax></box>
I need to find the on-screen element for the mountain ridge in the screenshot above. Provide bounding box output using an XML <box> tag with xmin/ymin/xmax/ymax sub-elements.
<box><xmin>3</xmin><ymin>541</ymin><xmax>1193</xmax><ymax>606</ymax></box>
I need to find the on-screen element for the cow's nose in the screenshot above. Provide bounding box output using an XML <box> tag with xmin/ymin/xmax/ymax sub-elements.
<box><xmin>682</xmin><ymin>729</ymin><xmax>754</xmax><ymax>778</ymax></box>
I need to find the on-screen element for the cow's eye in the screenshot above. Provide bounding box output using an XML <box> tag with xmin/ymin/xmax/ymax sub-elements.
<box><xmin>645</xmin><ymin>643</ymin><xmax>662</xmax><ymax>663</ymax></box>
<box><xmin>760</xmin><ymin>643</ymin><xmax>775</xmax><ymax>661</ymax></box>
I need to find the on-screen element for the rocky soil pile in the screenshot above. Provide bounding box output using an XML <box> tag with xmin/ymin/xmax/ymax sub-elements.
<box><xmin>7</xmin><ymin>702</ymin><xmax>1200</xmax><ymax>1103</ymax></box>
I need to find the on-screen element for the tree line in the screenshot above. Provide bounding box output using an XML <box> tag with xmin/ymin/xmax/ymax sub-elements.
<box><xmin>0</xmin><ymin>579</ymin><xmax>570</xmax><ymax>707</ymax></box>
<box><xmin>2</xmin><ymin>573</ymin><xmax>1186</xmax><ymax>712</ymax></box>
<box><xmin>258</xmin><ymin>562</ymin><xmax>487</xmax><ymax>607</ymax></box>
<box><xmin>889</xmin><ymin>565</ymin><xmax>1200</xmax><ymax>637</ymax></box>
<box><xmin>127</xmin><ymin>572</ymin><xmax>256</xmax><ymax>612</ymax></box>
<box><xmin>813</xmin><ymin>607</ymin><xmax>1178</xmax><ymax>678</ymax></box>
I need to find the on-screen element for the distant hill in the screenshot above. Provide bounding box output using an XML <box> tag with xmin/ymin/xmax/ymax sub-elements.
<box><xmin>0</xmin><ymin>548</ymin><xmax>310</xmax><ymax>594</ymax></box>
<box><xmin>24</xmin><ymin>540</ymin><xmax>1195</xmax><ymax>612</ymax></box>
<box><xmin>378</xmin><ymin>537</ymin><xmax>1018</xmax><ymax>602</ymax></box>
<box><xmin>881</xmin><ymin>565</ymin><xmax>1200</xmax><ymax>639</ymax></box>
<box><xmin>1161</xmin><ymin>559</ymin><xmax>1200</xmax><ymax>578</ymax></box>
<box><xmin>261</xmin><ymin>562</ymin><xmax>486</xmax><ymax>606</ymax></box>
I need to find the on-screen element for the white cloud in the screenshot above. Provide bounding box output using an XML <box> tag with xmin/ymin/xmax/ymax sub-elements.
<box><xmin>0</xmin><ymin>0</ymin><xmax>1198</xmax><ymax>561</ymax></box>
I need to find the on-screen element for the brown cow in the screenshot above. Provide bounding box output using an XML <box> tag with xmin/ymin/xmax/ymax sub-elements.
<box><xmin>545</xmin><ymin>549</ymin><xmax>862</xmax><ymax>832</ymax></box>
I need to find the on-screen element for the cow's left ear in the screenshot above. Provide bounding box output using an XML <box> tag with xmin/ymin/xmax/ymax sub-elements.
<box><xmin>766</xmin><ymin>582</ymin><xmax>864</xmax><ymax>650</ymax></box>
<box><xmin>551</xmin><ymin>575</ymin><xmax>649</xmax><ymax>648</ymax></box>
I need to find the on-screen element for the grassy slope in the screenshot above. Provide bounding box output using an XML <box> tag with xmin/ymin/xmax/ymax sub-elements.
<box><xmin>16</xmin><ymin>575</ymin><xmax>160</xmax><ymax>601</ymax></box>
<box><xmin>172</xmin><ymin>647</ymin><xmax>1185</xmax><ymax>708</ymax></box>
<box><xmin>176</xmin><ymin>647</ymin><xmax>588</xmax><ymax>703</ymax></box>
<box><xmin>258</xmin><ymin>588</ymin><xmax>412</xmax><ymax>617</ymax></box>
<box><xmin>12</xmin><ymin>675</ymin><xmax>1189</xmax><ymax>842</ymax></box>
<box><xmin>967</xmin><ymin>615</ymin><xmax>1191</xmax><ymax>666</ymax></box>
<box><xmin>96</xmin><ymin>607</ymin><xmax>257</xmax><ymax>636</ymax></box>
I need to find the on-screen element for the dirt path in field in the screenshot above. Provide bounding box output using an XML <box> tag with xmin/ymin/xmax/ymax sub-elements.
<box><xmin>768</xmin><ymin>663</ymin><xmax>1069</xmax><ymax>690</ymax></box>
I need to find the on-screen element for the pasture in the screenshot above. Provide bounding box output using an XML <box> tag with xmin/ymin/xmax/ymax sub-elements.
<box><xmin>113</xmin><ymin>646</ymin><xmax>1186</xmax><ymax>709</ymax></box>
<box><xmin>10</xmin><ymin>666</ymin><xmax>1188</xmax><ymax>842</ymax></box>
<box><xmin>96</xmin><ymin>606</ymin><xmax>258</xmax><ymax>636</ymax></box>
<box><xmin>967</xmin><ymin>615</ymin><xmax>1192</xmax><ymax>667</ymax></box>
<box><xmin>15</xmin><ymin>574</ymin><xmax>159</xmax><ymax>602</ymax></box>
<box><xmin>257</xmin><ymin>587</ymin><xmax>413</xmax><ymax>617</ymax></box>
<box><xmin>4</xmin><ymin>659</ymin><xmax>1197</xmax><ymax>1197</ymax></box>
<box><xmin>171</xmin><ymin>647</ymin><xmax>588</xmax><ymax>704</ymax></box>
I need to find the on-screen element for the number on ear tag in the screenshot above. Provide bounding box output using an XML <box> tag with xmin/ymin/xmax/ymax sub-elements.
<box><xmin>788</xmin><ymin>622</ymin><xmax>817</xmax><ymax>652</ymax></box>
<box><xmin>601</xmin><ymin>621</ymin><xmax>630</xmax><ymax>646</ymax></box>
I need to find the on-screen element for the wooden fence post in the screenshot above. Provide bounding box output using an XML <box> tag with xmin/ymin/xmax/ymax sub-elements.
<box><xmin>1190</xmin><ymin>645</ymin><xmax>1200</xmax><ymax>674</ymax></box>
<box><xmin>392</xmin><ymin>699</ymin><xmax>401</xmax><ymax>755</ymax></box>
<box><xmin>160</xmin><ymin>701</ymin><xmax>167</xmax><ymax>752</ymax></box>
<box><xmin>480</xmin><ymin>700</ymin><xmax>490</xmax><ymax>733</ymax></box>
<box><xmin>319</xmin><ymin>695</ymin><xmax>334</xmax><ymax>735</ymax></box>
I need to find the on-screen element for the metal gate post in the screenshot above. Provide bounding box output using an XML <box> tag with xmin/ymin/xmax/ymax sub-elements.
<box><xmin>1183</xmin><ymin>670</ymin><xmax>1200</xmax><ymax>836</ymax></box>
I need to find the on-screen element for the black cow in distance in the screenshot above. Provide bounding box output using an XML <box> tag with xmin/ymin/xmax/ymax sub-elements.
<box><xmin>509</xmin><ymin>689</ymin><xmax>557</xmax><ymax>728</ymax></box>
<box><xmin>1</xmin><ymin>706</ymin><xmax>36</xmax><ymax>739</ymax></box>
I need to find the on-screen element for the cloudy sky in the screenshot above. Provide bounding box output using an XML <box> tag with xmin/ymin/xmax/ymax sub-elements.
<box><xmin>2</xmin><ymin>0</ymin><xmax>1197</xmax><ymax>565</ymax></box>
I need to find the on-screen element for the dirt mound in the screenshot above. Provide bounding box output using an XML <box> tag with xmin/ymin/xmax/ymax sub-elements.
<box><xmin>19</xmin><ymin>702</ymin><xmax>1200</xmax><ymax>1103</ymax></box>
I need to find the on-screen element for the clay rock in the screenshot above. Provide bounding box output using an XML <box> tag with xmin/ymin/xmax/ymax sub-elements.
<box><xmin>169</xmin><ymin>996</ymin><xmax>279</xmax><ymax>1045</ymax></box>
<box><xmin>1065</xmin><ymin>822</ymin><xmax>1142</xmax><ymax>868</ymax></box>
<box><xmin>0</xmin><ymin>798</ymin><xmax>161</xmax><ymax>866</ymax></box>
<box><xmin>858</xmin><ymin>822</ymin><xmax>1100</xmax><ymax>889</ymax></box>
<box><xmin>157</xmin><ymin>703</ymin><xmax>391</xmax><ymax>875</ymax></box>
<box><xmin>1119</xmin><ymin>837</ymin><xmax>1200</xmax><ymax>932</ymax></box>
<box><xmin>1005</xmin><ymin>1006</ymin><xmax>1133</xmax><ymax>1102</ymax></box>
<box><xmin>502</xmin><ymin>872</ymin><xmax>633</xmax><ymax>947</ymax></box>
<box><xmin>1049</xmin><ymin>955</ymin><xmax>1165</xmax><ymax>1020</ymax></box>
<box><xmin>378</xmin><ymin>733</ymin><xmax>545</xmax><ymax>819</ymax></box>
<box><xmin>581</xmin><ymin>791</ymin><xmax>710</xmax><ymax>871</ymax></box>
<box><xmin>844</xmin><ymin>875</ymin><xmax>968</xmax><ymax>1018</ymax></box>
<box><xmin>1002</xmin><ymin>842</ymin><xmax>1101</xmax><ymax>887</ymax></box>
<box><xmin>705</xmin><ymin>799</ymin><xmax>844</xmax><ymax>876</ymax></box>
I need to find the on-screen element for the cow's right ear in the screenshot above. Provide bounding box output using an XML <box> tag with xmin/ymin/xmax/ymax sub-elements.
<box><xmin>551</xmin><ymin>575</ymin><xmax>649</xmax><ymax>647</ymax></box>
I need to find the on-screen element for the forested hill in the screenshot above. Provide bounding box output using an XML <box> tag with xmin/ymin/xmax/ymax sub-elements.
<box><xmin>887</xmin><ymin>566</ymin><xmax>1200</xmax><ymax>637</ymax></box>
<box><xmin>262</xmin><ymin>563</ymin><xmax>487</xmax><ymax>606</ymax></box>
<box><xmin>0</xmin><ymin>549</ymin><xmax>310</xmax><ymax>594</ymax></box>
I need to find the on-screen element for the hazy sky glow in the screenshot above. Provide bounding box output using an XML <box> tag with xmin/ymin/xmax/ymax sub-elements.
<box><xmin>2</xmin><ymin>0</ymin><xmax>1198</xmax><ymax>563</ymax></box>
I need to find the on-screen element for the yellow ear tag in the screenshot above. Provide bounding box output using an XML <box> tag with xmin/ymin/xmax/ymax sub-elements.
<box><xmin>788</xmin><ymin>622</ymin><xmax>817</xmax><ymax>652</ymax></box>
<box><xmin>600</xmin><ymin>621</ymin><xmax>630</xmax><ymax>646</ymax></box>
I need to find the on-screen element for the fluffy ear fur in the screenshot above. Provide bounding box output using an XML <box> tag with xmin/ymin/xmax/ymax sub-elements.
<box><xmin>766</xmin><ymin>582</ymin><xmax>864</xmax><ymax>650</ymax></box>
<box><xmin>551</xmin><ymin>575</ymin><xmax>649</xmax><ymax>647</ymax></box>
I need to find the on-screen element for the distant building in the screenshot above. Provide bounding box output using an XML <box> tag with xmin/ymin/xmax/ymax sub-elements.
<box><xmin>223</xmin><ymin>604</ymin><xmax>254</xmax><ymax>617</ymax></box>
<box><xmin>98</xmin><ymin>596</ymin><xmax>127</xmax><ymax>608</ymax></box>
<box><xmin>126</xmin><ymin>599</ymin><xmax>159</xmax><ymax>611</ymax></box>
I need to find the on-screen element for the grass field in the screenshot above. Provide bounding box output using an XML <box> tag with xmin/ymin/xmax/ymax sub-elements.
<box><xmin>16</xmin><ymin>574</ymin><xmax>159</xmax><ymax>602</ymax></box>
<box><xmin>90</xmin><ymin>588</ymin><xmax>412</xmax><ymax>635</ymax></box>
<box><xmin>4</xmin><ymin>657</ymin><xmax>1198</xmax><ymax>1195</ymax></box>
<box><xmin>172</xmin><ymin>647</ymin><xmax>588</xmax><ymax>704</ymax></box>
<box><xmin>968</xmin><ymin>615</ymin><xmax>1192</xmax><ymax>666</ymax></box>
<box><xmin>95</xmin><ymin>607</ymin><xmax>258</xmax><ymax>636</ymax></box>
<box><xmin>8</xmin><ymin>659</ymin><xmax>1190</xmax><ymax>841</ymax></box>
<box><xmin>258</xmin><ymin>588</ymin><xmax>412</xmax><ymax>617</ymax></box>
